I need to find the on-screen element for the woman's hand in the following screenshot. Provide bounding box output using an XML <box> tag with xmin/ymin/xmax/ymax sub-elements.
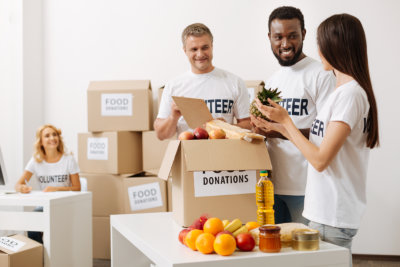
<box><xmin>255</xmin><ymin>98</ymin><xmax>290</xmax><ymax>124</ymax></box>
<box><xmin>43</xmin><ymin>186</ymin><xmax>58</xmax><ymax>192</ymax></box>
<box><xmin>251</xmin><ymin>114</ymin><xmax>289</xmax><ymax>139</ymax></box>
<box><xmin>17</xmin><ymin>184</ymin><xmax>32</xmax><ymax>194</ymax></box>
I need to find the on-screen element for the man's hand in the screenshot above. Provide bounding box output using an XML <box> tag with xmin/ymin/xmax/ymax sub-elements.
<box><xmin>170</xmin><ymin>102</ymin><xmax>181</xmax><ymax>120</ymax></box>
<box><xmin>18</xmin><ymin>184</ymin><xmax>32</xmax><ymax>194</ymax></box>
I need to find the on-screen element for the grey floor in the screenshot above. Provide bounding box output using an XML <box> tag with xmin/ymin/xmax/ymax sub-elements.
<box><xmin>94</xmin><ymin>255</ymin><xmax>400</xmax><ymax>267</ymax></box>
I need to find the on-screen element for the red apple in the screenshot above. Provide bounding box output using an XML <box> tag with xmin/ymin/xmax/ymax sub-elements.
<box><xmin>216</xmin><ymin>230</ymin><xmax>234</xmax><ymax>238</ymax></box>
<box><xmin>209</xmin><ymin>129</ymin><xmax>226</xmax><ymax>139</ymax></box>
<box><xmin>190</xmin><ymin>215</ymin><xmax>208</xmax><ymax>230</ymax></box>
<box><xmin>235</xmin><ymin>233</ymin><xmax>255</xmax><ymax>251</ymax></box>
<box><xmin>178</xmin><ymin>228</ymin><xmax>191</xmax><ymax>245</ymax></box>
<box><xmin>193</xmin><ymin>127</ymin><xmax>209</xmax><ymax>139</ymax></box>
<box><xmin>178</xmin><ymin>131</ymin><xmax>194</xmax><ymax>140</ymax></box>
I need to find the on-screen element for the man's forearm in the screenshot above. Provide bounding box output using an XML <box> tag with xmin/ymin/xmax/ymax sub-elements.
<box><xmin>154</xmin><ymin>117</ymin><xmax>179</xmax><ymax>140</ymax></box>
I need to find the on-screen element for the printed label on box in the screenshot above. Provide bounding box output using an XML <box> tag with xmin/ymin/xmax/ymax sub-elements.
<box><xmin>0</xmin><ymin>237</ymin><xmax>26</xmax><ymax>252</ymax></box>
<box><xmin>101</xmin><ymin>93</ymin><xmax>133</xmax><ymax>116</ymax></box>
<box><xmin>87</xmin><ymin>137</ymin><xmax>108</xmax><ymax>160</ymax></box>
<box><xmin>193</xmin><ymin>170</ymin><xmax>257</xmax><ymax>197</ymax></box>
<box><xmin>128</xmin><ymin>182</ymin><xmax>163</xmax><ymax>211</ymax></box>
<box><xmin>247</xmin><ymin>87</ymin><xmax>255</xmax><ymax>104</ymax></box>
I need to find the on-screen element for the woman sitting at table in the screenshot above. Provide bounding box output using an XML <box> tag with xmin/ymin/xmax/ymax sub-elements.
<box><xmin>15</xmin><ymin>124</ymin><xmax>81</xmax><ymax>242</ymax></box>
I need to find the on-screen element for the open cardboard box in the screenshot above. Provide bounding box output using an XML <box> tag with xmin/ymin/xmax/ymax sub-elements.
<box><xmin>159</xmin><ymin>96</ymin><xmax>272</xmax><ymax>226</ymax></box>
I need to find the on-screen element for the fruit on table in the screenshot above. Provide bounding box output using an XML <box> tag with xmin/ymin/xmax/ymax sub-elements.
<box><xmin>235</xmin><ymin>233</ymin><xmax>256</xmax><ymax>251</ymax></box>
<box><xmin>185</xmin><ymin>229</ymin><xmax>203</xmax><ymax>251</ymax></box>
<box><xmin>245</xmin><ymin>221</ymin><xmax>260</xmax><ymax>231</ymax></box>
<box><xmin>222</xmin><ymin>220</ymin><xmax>230</xmax><ymax>228</ymax></box>
<box><xmin>208</xmin><ymin>129</ymin><xmax>226</xmax><ymax>139</ymax></box>
<box><xmin>214</xmin><ymin>234</ymin><xmax>237</xmax><ymax>256</ymax></box>
<box><xmin>190</xmin><ymin>215</ymin><xmax>208</xmax><ymax>230</ymax></box>
<box><xmin>206</xmin><ymin>119</ymin><xmax>264</xmax><ymax>142</ymax></box>
<box><xmin>178</xmin><ymin>131</ymin><xmax>194</xmax><ymax>140</ymax></box>
<box><xmin>203</xmin><ymin>217</ymin><xmax>224</xmax><ymax>236</ymax></box>
<box><xmin>233</xmin><ymin>225</ymin><xmax>248</xmax><ymax>237</ymax></box>
<box><xmin>224</xmin><ymin>218</ymin><xmax>242</xmax><ymax>233</ymax></box>
<box><xmin>216</xmin><ymin>230</ymin><xmax>234</xmax><ymax>238</ymax></box>
<box><xmin>195</xmin><ymin>233</ymin><xmax>215</xmax><ymax>254</ymax></box>
<box><xmin>178</xmin><ymin>228</ymin><xmax>191</xmax><ymax>245</ymax></box>
<box><xmin>193</xmin><ymin>127</ymin><xmax>209</xmax><ymax>139</ymax></box>
<box><xmin>250</xmin><ymin>87</ymin><xmax>283</xmax><ymax>121</ymax></box>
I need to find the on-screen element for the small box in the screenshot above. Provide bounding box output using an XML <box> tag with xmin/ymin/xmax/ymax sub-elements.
<box><xmin>158</xmin><ymin>96</ymin><xmax>272</xmax><ymax>227</ymax></box>
<box><xmin>78</xmin><ymin>131</ymin><xmax>142</xmax><ymax>174</ymax></box>
<box><xmin>121</xmin><ymin>174</ymin><xmax>167</xmax><ymax>214</ymax></box>
<box><xmin>0</xmin><ymin>234</ymin><xmax>43</xmax><ymax>267</ymax></box>
<box><xmin>245</xmin><ymin>80</ymin><xmax>265</xmax><ymax>103</ymax></box>
<box><xmin>93</xmin><ymin>217</ymin><xmax>110</xmax><ymax>259</ymax></box>
<box><xmin>87</xmin><ymin>80</ymin><xmax>153</xmax><ymax>132</ymax></box>
<box><xmin>142</xmin><ymin>131</ymin><xmax>174</xmax><ymax>175</ymax></box>
<box><xmin>81</xmin><ymin>173</ymin><xmax>124</xmax><ymax>216</ymax></box>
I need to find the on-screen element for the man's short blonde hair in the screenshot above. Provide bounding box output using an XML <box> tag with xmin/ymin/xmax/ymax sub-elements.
<box><xmin>181</xmin><ymin>23</ymin><xmax>213</xmax><ymax>46</ymax></box>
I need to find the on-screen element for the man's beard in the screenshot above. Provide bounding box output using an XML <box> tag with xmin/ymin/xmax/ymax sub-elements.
<box><xmin>273</xmin><ymin>44</ymin><xmax>303</xmax><ymax>66</ymax></box>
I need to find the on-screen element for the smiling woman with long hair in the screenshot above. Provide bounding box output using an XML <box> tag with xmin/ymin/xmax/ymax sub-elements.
<box><xmin>251</xmin><ymin>13</ymin><xmax>379</xmax><ymax>253</ymax></box>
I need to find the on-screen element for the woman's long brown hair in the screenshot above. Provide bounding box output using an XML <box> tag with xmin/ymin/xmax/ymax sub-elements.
<box><xmin>317</xmin><ymin>14</ymin><xmax>379</xmax><ymax>148</ymax></box>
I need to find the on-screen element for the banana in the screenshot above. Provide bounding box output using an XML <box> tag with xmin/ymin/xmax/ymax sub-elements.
<box><xmin>233</xmin><ymin>225</ymin><xmax>248</xmax><ymax>237</ymax></box>
<box><xmin>222</xmin><ymin>220</ymin><xmax>230</xmax><ymax>228</ymax></box>
<box><xmin>224</xmin><ymin>218</ymin><xmax>242</xmax><ymax>233</ymax></box>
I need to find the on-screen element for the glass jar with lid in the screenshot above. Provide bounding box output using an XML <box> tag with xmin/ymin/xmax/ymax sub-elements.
<box><xmin>292</xmin><ymin>229</ymin><xmax>320</xmax><ymax>251</ymax></box>
<box><xmin>259</xmin><ymin>225</ymin><xmax>281</xmax><ymax>253</ymax></box>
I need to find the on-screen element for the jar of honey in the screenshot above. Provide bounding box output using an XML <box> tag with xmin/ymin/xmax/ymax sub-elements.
<box><xmin>259</xmin><ymin>225</ymin><xmax>281</xmax><ymax>253</ymax></box>
<box><xmin>292</xmin><ymin>229</ymin><xmax>320</xmax><ymax>251</ymax></box>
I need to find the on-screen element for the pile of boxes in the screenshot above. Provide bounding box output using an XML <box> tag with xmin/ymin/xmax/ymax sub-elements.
<box><xmin>78</xmin><ymin>80</ymin><xmax>170</xmax><ymax>259</ymax></box>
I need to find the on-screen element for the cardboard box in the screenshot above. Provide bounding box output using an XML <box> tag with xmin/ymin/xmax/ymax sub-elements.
<box><xmin>167</xmin><ymin>177</ymin><xmax>172</xmax><ymax>212</ymax></box>
<box><xmin>78</xmin><ymin>131</ymin><xmax>142</xmax><ymax>174</ymax></box>
<box><xmin>87</xmin><ymin>80</ymin><xmax>153</xmax><ymax>132</ymax></box>
<box><xmin>81</xmin><ymin>173</ymin><xmax>125</xmax><ymax>216</ymax></box>
<box><xmin>0</xmin><ymin>234</ymin><xmax>43</xmax><ymax>267</ymax></box>
<box><xmin>121</xmin><ymin>174</ymin><xmax>167</xmax><ymax>214</ymax></box>
<box><xmin>159</xmin><ymin>97</ymin><xmax>272</xmax><ymax>226</ymax></box>
<box><xmin>93</xmin><ymin>216</ymin><xmax>110</xmax><ymax>259</ymax></box>
<box><xmin>142</xmin><ymin>131</ymin><xmax>175</xmax><ymax>175</ymax></box>
<box><xmin>245</xmin><ymin>80</ymin><xmax>265</xmax><ymax>103</ymax></box>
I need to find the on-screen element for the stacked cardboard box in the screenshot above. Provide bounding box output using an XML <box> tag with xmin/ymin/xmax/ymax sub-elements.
<box><xmin>79</xmin><ymin>80</ymin><xmax>169</xmax><ymax>259</ymax></box>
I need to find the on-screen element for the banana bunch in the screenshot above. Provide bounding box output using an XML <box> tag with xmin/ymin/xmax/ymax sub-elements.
<box><xmin>223</xmin><ymin>219</ymin><xmax>249</xmax><ymax>237</ymax></box>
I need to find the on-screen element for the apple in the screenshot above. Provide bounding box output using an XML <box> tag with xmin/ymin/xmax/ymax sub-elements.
<box><xmin>193</xmin><ymin>127</ymin><xmax>209</xmax><ymax>139</ymax></box>
<box><xmin>209</xmin><ymin>129</ymin><xmax>226</xmax><ymax>139</ymax></box>
<box><xmin>178</xmin><ymin>131</ymin><xmax>194</xmax><ymax>140</ymax></box>
<box><xmin>178</xmin><ymin>228</ymin><xmax>191</xmax><ymax>245</ymax></box>
<box><xmin>235</xmin><ymin>233</ymin><xmax>255</xmax><ymax>251</ymax></box>
<box><xmin>190</xmin><ymin>215</ymin><xmax>208</xmax><ymax>230</ymax></box>
<box><xmin>216</xmin><ymin>230</ymin><xmax>234</xmax><ymax>238</ymax></box>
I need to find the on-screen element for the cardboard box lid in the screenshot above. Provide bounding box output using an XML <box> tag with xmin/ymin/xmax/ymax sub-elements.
<box><xmin>88</xmin><ymin>80</ymin><xmax>152</xmax><ymax>91</ymax></box>
<box><xmin>172</xmin><ymin>96</ymin><xmax>213</xmax><ymax>129</ymax></box>
<box><xmin>158</xmin><ymin>139</ymin><xmax>271</xmax><ymax>180</ymax></box>
<box><xmin>245</xmin><ymin>80</ymin><xmax>265</xmax><ymax>87</ymax></box>
<box><xmin>0</xmin><ymin>235</ymin><xmax>42</xmax><ymax>255</ymax></box>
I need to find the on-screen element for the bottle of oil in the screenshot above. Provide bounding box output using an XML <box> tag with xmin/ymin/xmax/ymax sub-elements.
<box><xmin>256</xmin><ymin>170</ymin><xmax>275</xmax><ymax>225</ymax></box>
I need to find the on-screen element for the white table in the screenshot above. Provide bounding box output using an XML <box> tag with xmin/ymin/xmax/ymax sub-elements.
<box><xmin>0</xmin><ymin>191</ymin><xmax>92</xmax><ymax>267</ymax></box>
<box><xmin>111</xmin><ymin>212</ymin><xmax>350</xmax><ymax>267</ymax></box>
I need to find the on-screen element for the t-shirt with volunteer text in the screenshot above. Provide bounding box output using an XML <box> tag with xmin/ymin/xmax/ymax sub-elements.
<box><xmin>265</xmin><ymin>56</ymin><xmax>335</xmax><ymax>195</ymax></box>
<box><xmin>25</xmin><ymin>154</ymin><xmax>80</xmax><ymax>190</ymax></box>
<box><xmin>303</xmin><ymin>80</ymin><xmax>370</xmax><ymax>229</ymax></box>
<box><xmin>157</xmin><ymin>67</ymin><xmax>250</xmax><ymax>135</ymax></box>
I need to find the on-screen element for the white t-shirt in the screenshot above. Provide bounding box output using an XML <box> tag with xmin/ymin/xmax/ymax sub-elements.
<box><xmin>25</xmin><ymin>154</ymin><xmax>80</xmax><ymax>190</ymax></box>
<box><xmin>303</xmin><ymin>80</ymin><xmax>370</xmax><ymax>229</ymax></box>
<box><xmin>157</xmin><ymin>67</ymin><xmax>250</xmax><ymax>134</ymax></box>
<box><xmin>265</xmin><ymin>57</ymin><xmax>335</xmax><ymax>195</ymax></box>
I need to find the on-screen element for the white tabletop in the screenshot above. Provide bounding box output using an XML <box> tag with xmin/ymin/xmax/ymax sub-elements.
<box><xmin>111</xmin><ymin>212</ymin><xmax>349</xmax><ymax>266</ymax></box>
<box><xmin>0</xmin><ymin>190</ymin><xmax>91</xmax><ymax>206</ymax></box>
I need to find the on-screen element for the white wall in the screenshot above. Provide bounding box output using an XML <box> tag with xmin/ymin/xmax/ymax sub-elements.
<box><xmin>3</xmin><ymin>0</ymin><xmax>400</xmax><ymax>255</ymax></box>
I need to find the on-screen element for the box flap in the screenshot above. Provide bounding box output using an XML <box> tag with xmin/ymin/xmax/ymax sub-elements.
<box><xmin>182</xmin><ymin>139</ymin><xmax>272</xmax><ymax>171</ymax></box>
<box><xmin>88</xmin><ymin>80</ymin><xmax>151</xmax><ymax>91</ymax></box>
<box><xmin>158</xmin><ymin>140</ymin><xmax>181</xmax><ymax>180</ymax></box>
<box><xmin>172</xmin><ymin>96</ymin><xmax>213</xmax><ymax>129</ymax></box>
<box><xmin>245</xmin><ymin>80</ymin><xmax>265</xmax><ymax>88</ymax></box>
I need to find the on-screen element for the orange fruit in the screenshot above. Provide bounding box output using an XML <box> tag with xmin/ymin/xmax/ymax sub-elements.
<box><xmin>185</xmin><ymin>229</ymin><xmax>203</xmax><ymax>250</ymax></box>
<box><xmin>245</xmin><ymin>221</ymin><xmax>260</xmax><ymax>231</ymax></box>
<box><xmin>203</xmin><ymin>217</ymin><xmax>224</xmax><ymax>236</ymax></box>
<box><xmin>195</xmin><ymin>233</ymin><xmax>215</xmax><ymax>254</ymax></box>
<box><xmin>213</xmin><ymin>234</ymin><xmax>236</xmax><ymax>256</ymax></box>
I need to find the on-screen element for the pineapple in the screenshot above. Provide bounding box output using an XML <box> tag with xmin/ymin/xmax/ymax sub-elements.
<box><xmin>250</xmin><ymin>87</ymin><xmax>283</xmax><ymax>120</ymax></box>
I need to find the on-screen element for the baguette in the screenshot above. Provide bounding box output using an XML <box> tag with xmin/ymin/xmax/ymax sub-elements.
<box><xmin>206</xmin><ymin>119</ymin><xmax>265</xmax><ymax>142</ymax></box>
